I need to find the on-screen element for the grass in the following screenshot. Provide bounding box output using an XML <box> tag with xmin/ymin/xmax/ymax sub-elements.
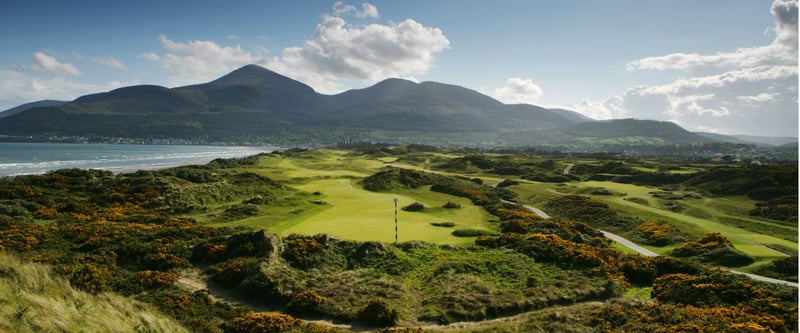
<box><xmin>622</xmin><ymin>287</ymin><xmax>652</xmax><ymax>299</ymax></box>
<box><xmin>0</xmin><ymin>252</ymin><xmax>187</xmax><ymax>333</ymax></box>
<box><xmin>284</xmin><ymin>179</ymin><xmax>495</xmax><ymax>244</ymax></box>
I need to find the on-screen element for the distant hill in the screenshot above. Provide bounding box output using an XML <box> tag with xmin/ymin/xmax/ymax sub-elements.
<box><xmin>0</xmin><ymin>64</ymin><xmax>727</xmax><ymax>147</ymax></box>
<box><xmin>734</xmin><ymin>135</ymin><xmax>797</xmax><ymax>147</ymax></box>
<box><xmin>501</xmin><ymin>119</ymin><xmax>713</xmax><ymax>145</ymax></box>
<box><xmin>0</xmin><ymin>99</ymin><xmax>65</xmax><ymax>118</ymax></box>
<box><xmin>696</xmin><ymin>132</ymin><xmax>798</xmax><ymax>147</ymax></box>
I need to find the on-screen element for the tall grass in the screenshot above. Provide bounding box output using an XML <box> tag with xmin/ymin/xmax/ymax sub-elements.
<box><xmin>0</xmin><ymin>252</ymin><xmax>187</xmax><ymax>333</ymax></box>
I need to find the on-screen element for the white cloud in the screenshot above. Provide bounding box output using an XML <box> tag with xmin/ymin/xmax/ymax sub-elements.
<box><xmin>0</xmin><ymin>69</ymin><xmax>132</xmax><ymax>110</ymax></box>
<box><xmin>736</xmin><ymin>92</ymin><xmax>780</xmax><ymax>104</ymax></box>
<box><xmin>265</xmin><ymin>12</ymin><xmax>449</xmax><ymax>93</ymax></box>
<box><xmin>333</xmin><ymin>2</ymin><xmax>379</xmax><ymax>18</ymax></box>
<box><xmin>142</xmin><ymin>35</ymin><xmax>264</xmax><ymax>86</ymax></box>
<box><xmin>576</xmin><ymin>0</ymin><xmax>798</xmax><ymax>136</ymax></box>
<box><xmin>93</xmin><ymin>57</ymin><xmax>126</xmax><ymax>70</ymax></box>
<box><xmin>29</xmin><ymin>52</ymin><xmax>81</xmax><ymax>76</ymax></box>
<box><xmin>567</xmin><ymin>95</ymin><xmax>625</xmax><ymax>120</ymax></box>
<box><xmin>493</xmin><ymin>77</ymin><xmax>543</xmax><ymax>104</ymax></box>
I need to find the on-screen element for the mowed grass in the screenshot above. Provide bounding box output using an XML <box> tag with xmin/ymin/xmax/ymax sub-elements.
<box><xmin>227</xmin><ymin>150</ymin><xmax>497</xmax><ymax>245</ymax></box>
<box><xmin>283</xmin><ymin>178</ymin><xmax>496</xmax><ymax>244</ymax></box>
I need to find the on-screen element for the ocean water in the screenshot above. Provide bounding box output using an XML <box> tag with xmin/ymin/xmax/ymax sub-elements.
<box><xmin>0</xmin><ymin>143</ymin><xmax>277</xmax><ymax>177</ymax></box>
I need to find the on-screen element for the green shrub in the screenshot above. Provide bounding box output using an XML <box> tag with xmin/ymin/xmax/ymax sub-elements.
<box><xmin>430</xmin><ymin>222</ymin><xmax>456</xmax><ymax>228</ymax></box>
<box><xmin>402</xmin><ymin>202</ymin><xmax>425</xmax><ymax>212</ymax></box>
<box><xmin>357</xmin><ymin>298</ymin><xmax>398</xmax><ymax>327</ymax></box>
<box><xmin>442</xmin><ymin>201</ymin><xmax>461</xmax><ymax>209</ymax></box>
<box><xmin>222</xmin><ymin>204</ymin><xmax>260</xmax><ymax>220</ymax></box>
<box><xmin>496</xmin><ymin>179</ymin><xmax>519</xmax><ymax>188</ymax></box>
<box><xmin>452</xmin><ymin>228</ymin><xmax>500</xmax><ymax>237</ymax></box>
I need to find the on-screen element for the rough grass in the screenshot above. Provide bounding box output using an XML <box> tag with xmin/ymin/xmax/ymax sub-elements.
<box><xmin>0</xmin><ymin>252</ymin><xmax>187</xmax><ymax>333</ymax></box>
<box><xmin>249</xmin><ymin>240</ymin><xmax>609</xmax><ymax>326</ymax></box>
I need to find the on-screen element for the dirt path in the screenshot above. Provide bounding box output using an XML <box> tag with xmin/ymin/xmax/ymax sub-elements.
<box><xmin>599</xmin><ymin>230</ymin><xmax>660</xmax><ymax>257</ymax></box>
<box><xmin>563</xmin><ymin>163</ymin><xmax>574</xmax><ymax>175</ymax></box>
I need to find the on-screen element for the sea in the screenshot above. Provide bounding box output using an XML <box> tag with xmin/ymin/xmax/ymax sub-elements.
<box><xmin>0</xmin><ymin>142</ymin><xmax>278</xmax><ymax>177</ymax></box>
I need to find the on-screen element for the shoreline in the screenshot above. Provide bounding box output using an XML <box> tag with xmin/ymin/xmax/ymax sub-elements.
<box><xmin>0</xmin><ymin>143</ymin><xmax>279</xmax><ymax>177</ymax></box>
<box><xmin>102</xmin><ymin>161</ymin><xmax>211</xmax><ymax>174</ymax></box>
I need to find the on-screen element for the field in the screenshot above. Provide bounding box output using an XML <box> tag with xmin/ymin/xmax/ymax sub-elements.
<box><xmin>0</xmin><ymin>146</ymin><xmax>796</xmax><ymax>332</ymax></box>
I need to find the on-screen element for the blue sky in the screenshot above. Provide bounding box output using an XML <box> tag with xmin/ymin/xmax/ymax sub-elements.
<box><xmin>1</xmin><ymin>0</ymin><xmax>797</xmax><ymax>136</ymax></box>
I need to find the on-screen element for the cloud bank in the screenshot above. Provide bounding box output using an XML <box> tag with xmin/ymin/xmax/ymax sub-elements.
<box><xmin>573</xmin><ymin>0</ymin><xmax>798</xmax><ymax>136</ymax></box>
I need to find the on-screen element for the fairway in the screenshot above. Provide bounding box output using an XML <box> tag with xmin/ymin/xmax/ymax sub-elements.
<box><xmin>281</xmin><ymin>178</ymin><xmax>495</xmax><ymax>244</ymax></box>
<box><xmin>523</xmin><ymin>180</ymin><xmax>798</xmax><ymax>259</ymax></box>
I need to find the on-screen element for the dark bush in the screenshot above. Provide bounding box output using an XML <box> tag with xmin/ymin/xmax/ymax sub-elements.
<box><xmin>402</xmin><ymin>202</ymin><xmax>425</xmax><ymax>212</ymax></box>
<box><xmin>357</xmin><ymin>298</ymin><xmax>398</xmax><ymax>327</ymax></box>
<box><xmin>430</xmin><ymin>222</ymin><xmax>456</xmax><ymax>228</ymax></box>
<box><xmin>452</xmin><ymin>228</ymin><xmax>500</xmax><ymax>237</ymax></box>
<box><xmin>496</xmin><ymin>179</ymin><xmax>519</xmax><ymax>188</ymax></box>
<box><xmin>222</xmin><ymin>204</ymin><xmax>260</xmax><ymax>220</ymax></box>
<box><xmin>442</xmin><ymin>201</ymin><xmax>461</xmax><ymax>209</ymax></box>
<box><xmin>287</xmin><ymin>290</ymin><xmax>326</xmax><ymax>315</ymax></box>
<box><xmin>207</xmin><ymin>257</ymin><xmax>261</xmax><ymax>287</ymax></box>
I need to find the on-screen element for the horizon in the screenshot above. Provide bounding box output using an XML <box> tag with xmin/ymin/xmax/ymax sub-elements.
<box><xmin>0</xmin><ymin>0</ymin><xmax>797</xmax><ymax>137</ymax></box>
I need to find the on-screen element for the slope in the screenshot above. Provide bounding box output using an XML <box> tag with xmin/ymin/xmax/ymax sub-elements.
<box><xmin>0</xmin><ymin>252</ymin><xmax>188</xmax><ymax>333</ymax></box>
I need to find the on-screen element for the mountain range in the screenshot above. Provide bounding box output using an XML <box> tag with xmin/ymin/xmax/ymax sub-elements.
<box><xmin>0</xmin><ymin>64</ymin><xmax>789</xmax><ymax>147</ymax></box>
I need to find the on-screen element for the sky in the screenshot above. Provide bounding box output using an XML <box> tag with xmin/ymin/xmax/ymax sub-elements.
<box><xmin>0</xmin><ymin>0</ymin><xmax>797</xmax><ymax>137</ymax></box>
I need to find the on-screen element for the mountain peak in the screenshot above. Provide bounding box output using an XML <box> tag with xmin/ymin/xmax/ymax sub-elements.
<box><xmin>212</xmin><ymin>64</ymin><xmax>282</xmax><ymax>83</ymax></box>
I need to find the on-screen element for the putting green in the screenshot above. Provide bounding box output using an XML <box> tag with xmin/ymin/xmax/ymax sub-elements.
<box><xmin>283</xmin><ymin>178</ymin><xmax>495</xmax><ymax>244</ymax></box>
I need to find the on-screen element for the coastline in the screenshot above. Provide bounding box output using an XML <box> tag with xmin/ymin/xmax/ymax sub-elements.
<box><xmin>0</xmin><ymin>142</ymin><xmax>277</xmax><ymax>177</ymax></box>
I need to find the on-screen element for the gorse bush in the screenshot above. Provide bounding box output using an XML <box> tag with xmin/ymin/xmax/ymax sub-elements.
<box><xmin>132</xmin><ymin>270</ymin><xmax>178</xmax><ymax>289</ymax></box>
<box><xmin>225</xmin><ymin>312</ymin><xmax>302</xmax><ymax>333</ymax></box>
<box><xmin>207</xmin><ymin>257</ymin><xmax>261</xmax><ymax>287</ymax></box>
<box><xmin>287</xmin><ymin>290</ymin><xmax>326</xmax><ymax>315</ymax></box>
<box><xmin>284</xmin><ymin>236</ymin><xmax>325</xmax><ymax>267</ymax></box>
<box><xmin>635</xmin><ymin>220</ymin><xmax>679</xmax><ymax>246</ymax></box>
